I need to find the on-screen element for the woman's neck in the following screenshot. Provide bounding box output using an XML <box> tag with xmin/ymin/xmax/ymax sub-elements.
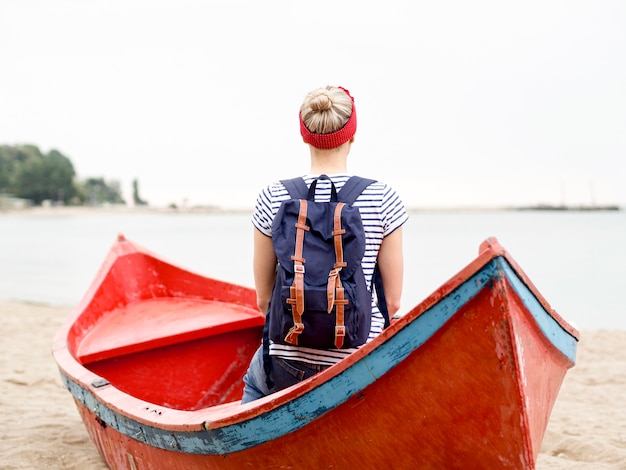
<box><xmin>308</xmin><ymin>142</ymin><xmax>351</xmax><ymax>174</ymax></box>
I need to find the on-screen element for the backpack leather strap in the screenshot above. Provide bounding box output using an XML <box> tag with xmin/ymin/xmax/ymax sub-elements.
<box><xmin>327</xmin><ymin>203</ymin><xmax>347</xmax><ymax>311</ymax></box>
<box><xmin>328</xmin><ymin>202</ymin><xmax>349</xmax><ymax>348</ymax></box>
<box><xmin>334</xmin><ymin>276</ymin><xmax>348</xmax><ymax>349</ymax></box>
<box><xmin>285</xmin><ymin>199</ymin><xmax>309</xmax><ymax>345</ymax></box>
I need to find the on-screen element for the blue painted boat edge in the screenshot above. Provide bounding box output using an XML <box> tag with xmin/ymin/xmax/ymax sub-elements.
<box><xmin>60</xmin><ymin>256</ymin><xmax>576</xmax><ymax>456</ymax></box>
<box><xmin>496</xmin><ymin>257</ymin><xmax>578</xmax><ymax>364</ymax></box>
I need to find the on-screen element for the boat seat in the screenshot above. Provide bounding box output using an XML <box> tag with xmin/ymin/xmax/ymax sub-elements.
<box><xmin>76</xmin><ymin>297</ymin><xmax>263</xmax><ymax>364</ymax></box>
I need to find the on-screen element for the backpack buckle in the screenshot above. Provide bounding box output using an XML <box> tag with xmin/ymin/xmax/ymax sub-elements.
<box><xmin>294</xmin><ymin>264</ymin><xmax>305</xmax><ymax>274</ymax></box>
<box><xmin>334</xmin><ymin>325</ymin><xmax>346</xmax><ymax>349</ymax></box>
<box><xmin>284</xmin><ymin>322</ymin><xmax>305</xmax><ymax>345</ymax></box>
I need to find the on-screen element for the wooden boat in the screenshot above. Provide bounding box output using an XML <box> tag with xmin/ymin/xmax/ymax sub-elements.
<box><xmin>52</xmin><ymin>234</ymin><xmax>578</xmax><ymax>469</ymax></box>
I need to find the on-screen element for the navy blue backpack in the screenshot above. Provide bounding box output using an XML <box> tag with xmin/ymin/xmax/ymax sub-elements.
<box><xmin>266</xmin><ymin>175</ymin><xmax>388</xmax><ymax>351</ymax></box>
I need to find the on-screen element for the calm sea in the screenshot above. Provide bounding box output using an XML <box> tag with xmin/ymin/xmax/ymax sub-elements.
<box><xmin>1</xmin><ymin>208</ymin><xmax>625</xmax><ymax>330</ymax></box>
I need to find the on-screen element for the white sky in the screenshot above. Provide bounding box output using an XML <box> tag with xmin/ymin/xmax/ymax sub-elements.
<box><xmin>1</xmin><ymin>0</ymin><xmax>624</xmax><ymax>209</ymax></box>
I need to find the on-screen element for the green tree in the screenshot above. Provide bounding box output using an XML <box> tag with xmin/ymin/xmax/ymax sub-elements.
<box><xmin>132</xmin><ymin>178</ymin><xmax>148</xmax><ymax>206</ymax></box>
<box><xmin>83</xmin><ymin>177</ymin><xmax>125</xmax><ymax>205</ymax></box>
<box><xmin>0</xmin><ymin>144</ymin><xmax>131</xmax><ymax>207</ymax></box>
<box><xmin>0</xmin><ymin>146</ymin><xmax>17</xmax><ymax>191</ymax></box>
<box><xmin>0</xmin><ymin>144</ymin><xmax>39</xmax><ymax>193</ymax></box>
<box><xmin>12</xmin><ymin>147</ymin><xmax>79</xmax><ymax>205</ymax></box>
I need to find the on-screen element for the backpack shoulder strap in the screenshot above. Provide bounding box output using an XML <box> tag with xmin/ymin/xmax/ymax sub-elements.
<box><xmin>281</xmin><ymin>176</ymin><xmax>375</xmax><ymax>202</ymax></box>
<box><xmin>280</xmin><ymin>177</ymin><xmax>309</xmax><ymax>199</ymax></box>
<box><xmin>338</xmin><ymin>176</ymin><xmax>376</xmax><ymax>204</ymax></box>
<box><xmin>338</xmin><ymin>176</ymin><xmax>390</xmax><ymax>328</ymax></box>
<box><xmin>373</xmin><ymin>265</ymin><xmax>390</xmax><ymax>328</ymax></box>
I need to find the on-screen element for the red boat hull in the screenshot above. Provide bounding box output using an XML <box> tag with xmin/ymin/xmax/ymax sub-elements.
<box><xmin>53</xmin><ymin>236</ymin><xmax>578</xmax><ymax>469</ymax></box>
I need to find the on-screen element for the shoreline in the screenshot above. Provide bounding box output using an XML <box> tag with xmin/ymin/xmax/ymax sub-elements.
<box><xmin>0</xmin><ymin>204</ymin><xmax>253</xmax><ymax>217</ymax></box>
<box><xmin>1</xmin><ymin>203</ymin><xmax>623</xmax><ymax>218</ymax></box>
<box><xmin>1</xmin><ymin>300</ymin><xmax>625</xmax><ymax>468</ymax></box>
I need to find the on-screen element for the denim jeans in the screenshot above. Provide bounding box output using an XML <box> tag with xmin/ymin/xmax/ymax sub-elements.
<box><xmin>241</xmin><ymin>345</ymin><xmax>329</xmax><ymax>404</ymax></box>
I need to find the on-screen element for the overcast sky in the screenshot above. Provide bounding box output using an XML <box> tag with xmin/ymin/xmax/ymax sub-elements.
<box><xmin>1</xmin><ymin>1</ymin><xmax>624</xmax><ymax>209</ymax></box>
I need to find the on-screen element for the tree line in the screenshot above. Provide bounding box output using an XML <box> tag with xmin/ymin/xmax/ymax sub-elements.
<box><xmin>0</xmin><ymin>144</ymin><xmax>127</xmax><ymax>206</ymax></box>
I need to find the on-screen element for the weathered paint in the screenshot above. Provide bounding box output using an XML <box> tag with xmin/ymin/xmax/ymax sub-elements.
<box><xmin>52</xmin><ymin>236</ymin><xmax>579</xmax><ymax>469</ymax></box>
<box><xmin>498</xmin><ymin>259</ymin><xmax>577</xmax><ymax>363</ymax></box>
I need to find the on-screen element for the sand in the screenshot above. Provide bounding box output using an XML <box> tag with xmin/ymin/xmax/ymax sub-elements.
<box><xmin>1</xmin><ymin>301</ymin><xmax>624</xmax><ymax>470</ymax></box>
<box><xmin>1</xmin><ymin>302</ymin><xmax>107</xmax><ymax>470</ymax></box>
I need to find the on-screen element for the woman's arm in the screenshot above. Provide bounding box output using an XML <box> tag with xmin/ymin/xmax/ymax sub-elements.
<box><xmin>253</xmin><ymin>227</ymin><xmax>277</xmax><ymax>315</ymax></box>
<box><xmin>376</xmin><ymin>227</ymin><xmax>404</xmax><ymax>319</ymax></box>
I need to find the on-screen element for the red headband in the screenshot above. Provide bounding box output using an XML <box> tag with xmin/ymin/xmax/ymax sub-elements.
<box><xmin>299</xmin><ymin>86</ymin><xmax>357</xmax><ymax>150</ymax></box>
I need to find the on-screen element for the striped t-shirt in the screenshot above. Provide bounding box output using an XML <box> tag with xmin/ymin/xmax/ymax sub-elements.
<box><xmin>252</xmin><ymin>174</ymin><xmax>409</xmax><ymax>366</ymax></box>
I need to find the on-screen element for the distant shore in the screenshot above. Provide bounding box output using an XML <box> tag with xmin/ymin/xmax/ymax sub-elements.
<box><xmin>1</xmin><ymin>203</ymin><xmax>622</xmax><ymax>217</ymax></box>
<box><xmin>515</xmin><ymin>203</ymin><xmax>621</xmax><ymax>212</ymax></box>
<box><xmin>0</xmin><ymin>204</ymin><xmax>253</xmax><ymax>216</ymax></box>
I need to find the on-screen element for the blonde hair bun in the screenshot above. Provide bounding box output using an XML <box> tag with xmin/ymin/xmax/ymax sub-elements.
<box><xmin>307</xmin><ymin>91</ymin><xmax>334</xmax><ymax>113</ymax></box>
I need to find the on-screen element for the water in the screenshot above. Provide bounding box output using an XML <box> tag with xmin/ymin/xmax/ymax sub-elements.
<box><xmin>1</xmin><ymin>208</ymin><xmax>625</xmax><ymax>330</ymax></box>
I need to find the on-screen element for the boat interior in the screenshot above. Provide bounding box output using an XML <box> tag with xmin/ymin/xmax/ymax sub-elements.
<box><xmin>72</xmin><ymin>297</ymin><xmax>263</xmax><ymax>411</ymax></box>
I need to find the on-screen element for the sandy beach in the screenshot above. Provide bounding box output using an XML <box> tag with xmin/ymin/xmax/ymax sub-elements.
<box><xmin>1</xmin><ymin>300</ymin><xmax>624</xmax><ymax>469</ymax></box>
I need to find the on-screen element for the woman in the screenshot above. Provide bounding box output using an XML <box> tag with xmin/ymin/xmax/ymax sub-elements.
<box><xmin>241</xmin><ymin>85</ymin><xmax>408</xmax><ymax>403</ymax></box>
